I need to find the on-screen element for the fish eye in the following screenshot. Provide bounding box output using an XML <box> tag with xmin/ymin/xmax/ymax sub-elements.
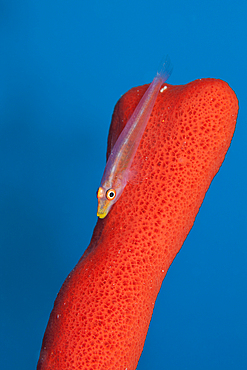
<box><xmin>106</xmin><ymin>188</ymin><xmax>116</xmax><ymax>200</ymax></box>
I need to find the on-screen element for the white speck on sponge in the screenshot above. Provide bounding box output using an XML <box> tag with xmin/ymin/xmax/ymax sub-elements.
<box><xmin>160</xmin><ymin>85</ymin><xmax>168</xmax><ymax>93</ymax></box>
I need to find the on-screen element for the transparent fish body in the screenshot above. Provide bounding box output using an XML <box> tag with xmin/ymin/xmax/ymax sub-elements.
<box><xmin>97</xmin><ymin>57</ymin><xmax>172</xmax><ymax>218</ymax></box>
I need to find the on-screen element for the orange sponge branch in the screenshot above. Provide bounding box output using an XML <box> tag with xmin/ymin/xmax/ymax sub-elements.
<box><xmin>37</xmin><ymin>79</ymin><xmax>238</xmax><ymax>370</ymax></box>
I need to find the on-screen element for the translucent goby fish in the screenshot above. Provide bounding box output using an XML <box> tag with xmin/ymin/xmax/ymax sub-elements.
<box><xmin>97</xmin><ymin>57</ymin><xmax>173</xmax><ymax>218</ymax></box>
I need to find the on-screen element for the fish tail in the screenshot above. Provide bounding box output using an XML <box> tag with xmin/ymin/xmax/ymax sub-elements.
<box><xmin>157</xmin><ymin>54</ymin><xmax>173</xmax><ymax>82</ymax></box>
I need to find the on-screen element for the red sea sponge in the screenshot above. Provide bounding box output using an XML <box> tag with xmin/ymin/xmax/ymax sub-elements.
<box><xmin>37</xmin><ymin>78</ymin><xmax>238</xmax><ymax>370</ymax></box>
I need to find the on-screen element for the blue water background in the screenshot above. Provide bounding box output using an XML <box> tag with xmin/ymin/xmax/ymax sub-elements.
<box><xmin>0</xmin><ymin>1</ymin><xmax>246</xmax><ymax>369</ymax></box>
